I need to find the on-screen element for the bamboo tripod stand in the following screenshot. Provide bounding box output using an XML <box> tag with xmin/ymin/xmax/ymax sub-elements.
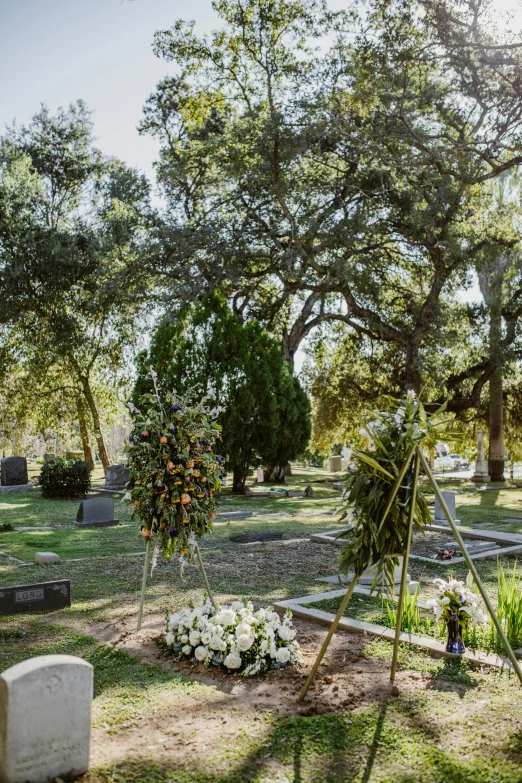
<box><xmin>299</xmin><ymin>444</ymin><xmax>522</xmax><ymax>701</ymax></box>
<box><xmin>136</xmin><ymin>539</ymin><xmax>216</xmax><ymax>631</ymax></box>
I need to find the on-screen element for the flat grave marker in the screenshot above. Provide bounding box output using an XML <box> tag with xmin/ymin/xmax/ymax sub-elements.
<box><xmin>0</xmin><ymin>654</ymin><xmax>92</xmax><ymax>783</ymax></box>
<box><xmin>0</xmin><ymin>579</ymin><xmax>70</xmax><ymax>616</ymax></box>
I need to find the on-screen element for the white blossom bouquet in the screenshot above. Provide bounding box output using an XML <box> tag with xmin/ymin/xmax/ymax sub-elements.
<box><xmin>164</xmin><ymin>596</ymin><xmax>303</xmax><ymax>676</ymax></box>
<box><xmin>426</xmin><ymin>577</ymin><xmax>488</xmax><ymax>628</ymax></box>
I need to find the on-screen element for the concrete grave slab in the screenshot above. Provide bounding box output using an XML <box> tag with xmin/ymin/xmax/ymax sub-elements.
<box><xmin>34</xmin><ymin>552</ymin><xmax>60</xmax><ymax>565</ymax></box>
<box><xmin>0</xmin><ymin>485</ymin><xmax>33</xmax><ymax>494</ymax></box>
<box><xmin>0</xmin><ymin>655</ymin><xmax>92</xmax><ymax>783</ymax></box>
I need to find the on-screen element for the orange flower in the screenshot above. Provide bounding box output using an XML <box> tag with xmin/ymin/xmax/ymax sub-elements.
<box><xmin>142</xmin><ymin>529</ymin><xmax>151</xmax><ymax>537</ymax></box>
<box><xmin>167</xmin><ymin>461</ymin><xmax>175</xmax><ymax>470</ymax></box>
<box><xmin>160</xmin><ymin>436</ymin><xmax>168</xmax><ymax>444</ymax></box>
<box><xmin>181</xmin><ymin>493</ymin><xmax>191</xmax><ymax>504</ymax></box>
<box><xmin>133</xmin><ymin>500</ymin><xmax>140</xmax><ymax>507</ymax></box>
<box><xmin>193</xmin><ymin>469</ymin><xmax>200</xmax><ymax>477</ymax></box>
<box><xmin>180</xmin><ymin>547</ymin><xmax>187</xmax><ymax>554</ymax></box>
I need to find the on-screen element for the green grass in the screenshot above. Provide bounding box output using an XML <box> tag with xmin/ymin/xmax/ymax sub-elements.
<box><xmin>2</xmin><ymin>470</ymin><xmax>522</xmax><ymax>781</ymax></box>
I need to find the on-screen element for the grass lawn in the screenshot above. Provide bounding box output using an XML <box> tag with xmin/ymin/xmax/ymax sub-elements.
<box><xmin>2</xmin><ymin>469</ymin><xmax>522</xmax><ymax>782</ymax></box>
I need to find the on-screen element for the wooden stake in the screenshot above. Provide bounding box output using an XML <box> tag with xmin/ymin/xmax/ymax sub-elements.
<box><xmin>299</xmin><ymin>445</ymin><xmax>416</xmax><ymax>701</ymax></box>
<box><xmin>195</xmin><ymin>544</ymin><xmax>217</xmax><ymax>609</ymax></box>
<box><xmin>390</xmin><ymin>451</ymin><xmax>420</xmax><ymax>682</ymax></box>
<box><xmin>137</xmin><ymin>536</ymin><xmax>152</xmax><ymax>631</ymax></box>
<box><xmin>299</xmin><ymin>573</ymin><xmax>359</xmax><ymax>701</ymax></box>
<box><xmin>416</xmin><ymin>446</ymin><xmax>522</xmax><ymax>687</ymax></box>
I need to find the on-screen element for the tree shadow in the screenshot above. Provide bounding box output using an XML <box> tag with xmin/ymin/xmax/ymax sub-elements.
<box><xmin>427</xmin><ymin>657</ymin><xmax>479</xmax><ymax>696</ymax></box>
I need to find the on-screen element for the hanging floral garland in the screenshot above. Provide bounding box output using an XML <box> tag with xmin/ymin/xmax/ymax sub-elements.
<box><xmin>337</xmin><ymin>394</ymin><xmax>434</xmax><ymax>589</ymax></box>
<box><xmin>124</xmin><ymin>369</ymin><xmax>225</xmax><ymax>564</ymax></box>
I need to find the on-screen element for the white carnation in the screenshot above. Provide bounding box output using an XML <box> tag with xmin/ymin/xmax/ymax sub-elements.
<box><xmin>237</xmin><ymin>633</ymin><xmax>254</xmax><ymax>652</ymax></box>
<box><xmin>165</xmin><ymin>631</ymin><xmax>175</xmax><ymax>646</ymax></box>
<box><xmin>224</xmin><ymin>649</ymin><xmax>242</xmax><ymax>669</ymax></box>
<box><xmin>276</xmin><ymin>647</ymin><xmax>291</xmax><ymax>664</ymax></box>
<box><xmin>277</xmin><ymin>625</ymin><xmax>295</xmax><ymax>642</ymax></box>
<box><xmin>194</xmin><ymin>645</ymin><xmax>209</xmax><ymax>662</ymax></box>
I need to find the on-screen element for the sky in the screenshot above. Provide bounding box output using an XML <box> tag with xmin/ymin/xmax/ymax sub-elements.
<box><xmin>1</xmin><ymin>0</ymin><xmax>522</xmax><ymax>371</ymax></box>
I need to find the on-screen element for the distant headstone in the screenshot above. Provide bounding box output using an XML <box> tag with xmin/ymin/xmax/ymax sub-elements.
<box><xmin>74</xmin><ymin>497</ymin><xmax>119</xmax><ymax>528</ymax></box>
<box><xmin>256</xmin><ymin>468</ymin><xmax>264</xmax><ymax>483</ymax></box>
<box><xmin>0</xmin><ymin>580</ymin><xmax>70</xmax><ymax>616</ymax></box>
<box><xmin>434</xmin><ymin>490</ymin><xmax>461</xmax><ymax>526</ymax></box>
<box><xmin>104</xmin><ymin>462</ymin><xmax>130</xmax><ymax>489</ymax></box>
<box><xmin>472</xmin><ymin>429</ymin><xmax>491</xmax><ymax>484</ymax></box>
<box><xmin>0</xmin><ymin>654</ymin><xmax>92</xmax><ymax>783</ymax></box>
<box><xmin>1</xmin><ymin>458</ymin><xmax>28</xmax><ymax>487</ymax></box>
<box><xmin>43</xmin><ymin>453</ymin><xmax>56</xmax><ymax>462</ymax></box>
<box><xmin>329</xmin><ymin>455</ymin><xmax>342</xmax><ymax>473</ymax></box>
<box><xmin>304</xmin><ymin>486</ymin><xmax>314</xmax><ymax>497</ymax></box>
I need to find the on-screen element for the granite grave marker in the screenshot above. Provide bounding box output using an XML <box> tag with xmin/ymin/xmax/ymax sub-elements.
<box><xmin>0</xmin><ymin>654</ymin><xmax>92</xmax><ymax>783</ymax></box>
<box><xmin>0</xmin><ymin>580</ymin><xmax>70</xmax><ymax>616</ymax></box>
<box><xmin>74</xmin><ymin>497</ymin><xmax>119</xmax><ymax>528</ymax></box>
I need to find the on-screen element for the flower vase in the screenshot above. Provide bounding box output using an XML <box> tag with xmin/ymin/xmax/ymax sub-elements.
<box><xmin>445</xmin><ymin>612</ymin><xmax>465</xmax><ymax>654</ymax></box>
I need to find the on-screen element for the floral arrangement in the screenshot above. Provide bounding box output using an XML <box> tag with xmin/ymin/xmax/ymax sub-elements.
<box><xmin>124</xmin><ymin>369</ymin><xmax>225</xmax><ymax>562</ymax></box>
<box><xmin>337</xmin><ymin>393</ymin><xmax>434</xmax><ymax>589</ymax></box>
<box><xmin>164</xmin><ymin>595</ymin><xmax>303</xmax><ymax>676</ymax></box>
<box><xmin>426</xmin><ymin>577</ymin><xmax>488</xmax><ymax>628</ymax></box>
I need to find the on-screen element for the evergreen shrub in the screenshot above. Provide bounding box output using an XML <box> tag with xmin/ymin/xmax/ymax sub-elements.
<box><xmin>38</xmin><ymin>457</ymin><xmax>91</xmax><ymax>499</ymax></box>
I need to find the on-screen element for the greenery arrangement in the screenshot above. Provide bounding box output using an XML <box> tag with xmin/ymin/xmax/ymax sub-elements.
<box><xmin>124</xmin><ymin>369</ymin><xmax>224</xmax><ymax>562</ymax></box>
<box><xmin>337</xmin><ymin>394</ymin><xmax>433</xmax><ymax>589</ymax></box>
<box><xmin>38</xmin><ymin>457</ymin><xmax>91</xmax><ymax>499</ymax></box>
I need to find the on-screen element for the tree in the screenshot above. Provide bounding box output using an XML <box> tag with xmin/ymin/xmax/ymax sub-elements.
<box><xmin>133</xmin><ymin>294</ymin><xmax>311</xmax><ymax>492</ymax></box>
<box><xmin>141</xmin><ymin>0</ymin><xmax>522</xmax><ymax>412</ymax></box>
<box><xmin>0</xmin><ymin>103</ymin><xmax>153</xmax><ymax>470</ymax></box>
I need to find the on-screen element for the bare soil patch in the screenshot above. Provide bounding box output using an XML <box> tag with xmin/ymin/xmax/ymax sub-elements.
<box><xmin>82</xmin><ymin>611</ymin><xmax>435</xmax><ymax>768</ymax></box>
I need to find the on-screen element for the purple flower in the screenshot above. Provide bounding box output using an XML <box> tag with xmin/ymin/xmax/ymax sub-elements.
<box><xmin>151</xmin><ymin>507</ymin><xmax>160</xmax><ymax>516</ymax></box>
<box><xmin>169</xmin><ymin>527</ymin><xmax>178</xmax><ymax>538</ymax></box>
<box><xmin>155</xmin><ymin>483</ymin><xmax>166</xmax><ymax>492</ymax></box>
<box><xmin>172</xmin><ymin>456</ymin><xmax>184</xmax><ymax>465</ymax></box>
<box><xmin>168</xmin><ymin>404</ymin><xmax>181</xmax><ymax>413</ymax></box>
<box><xmin>169</xmin><ymin>425</ymin><xmax>178</xmax><ymax>435</ymax></box>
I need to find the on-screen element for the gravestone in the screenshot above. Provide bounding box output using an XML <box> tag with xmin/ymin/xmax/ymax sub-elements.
<box><xmin>43</xmin><ymin>453</ymin><xmax>56</xmax><ymax>462</ymax></box>
<box><xmin>104</xmin><ymin>462</ymin><xmax>130</xmax><ymax>489</ymax></box>
<box><xmin>0</xmin><ymin>654</ymin><xmax>92</xmax><ymax>783</ymax></box>
<box><xmin>472</xmin><ymin>428</ymin><xmax>491</xmax><ymax>484</ymax></box>
<box><xmin>0</xmin><ymin>458</ymin><xmax>28</xmax><ymax>487</ymax></box>
<box><xmin>74</xmin><ymin>497</ymin><xmax>119</xmax><ymax>528</ymax></box>
<box><xmin>329</xmin><ymin>455</ymin><xmax>342</xmax><ymax>473</ymax></box>
<box><xmin>256</xmin><ymin>468</ymin><xmax>264</xmax><ymax>483</ymax></box>
<box><xmin>434</xmin><ymin>490</ymin><xmax>461</xmax><ymax>526</ymax></box>
<box><xmin>0</xmin><ymin>580</ymin><xmax>70</xmax><ymax>616</ymax></box>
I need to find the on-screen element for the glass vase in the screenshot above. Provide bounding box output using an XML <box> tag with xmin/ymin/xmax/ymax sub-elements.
<box><xmin>445</xmin><ymin>612</ymin><xmax>465</xmax><ymax>654</ymax></box>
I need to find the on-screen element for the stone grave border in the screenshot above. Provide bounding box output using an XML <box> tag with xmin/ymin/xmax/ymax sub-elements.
<box><xmin>274</xmin><ymin>588</ymin><xmax>517</xmax><ymax>673</ymax></box>
<box><xmin>309</xmin><ymin>524</ymin><xmax>522</xmax><ymax>564</ymax></box>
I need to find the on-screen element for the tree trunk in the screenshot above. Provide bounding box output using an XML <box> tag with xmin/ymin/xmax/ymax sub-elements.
<box><xmin>488</xmin><ymin>313</ymin><xmax>505</xmax><ymax>482</ymax></box>
<box><xmin>80</xmin><ymin>377</ymin><xmax>110</xmax><ymax>474</ymax></box>
<box><xmin>76</xmin><ymin>396</ymin><xmax>95</xmax><ymax>470</ymax></box>
<box><xmin>233</xmin><ymin>469</ymin><xmax>247</xmax><ymax>494</ymax></box>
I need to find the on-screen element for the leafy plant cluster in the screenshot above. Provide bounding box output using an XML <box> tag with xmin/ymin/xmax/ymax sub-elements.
<box><xmin>38</xmin><ymin>457</ymin><xmax>91</xmax><ymax>499</ymax></box>
<box><xmin>338</xmin><ymin>395</ymin><xmax>433</xmax><ymax>588</ymax></box>
<box><xmin>124</xmin><ymin>372</ymin><xmax>224</xmax><ymax>559</ymax></box>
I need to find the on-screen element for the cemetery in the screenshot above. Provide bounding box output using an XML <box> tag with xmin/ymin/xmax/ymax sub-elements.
<box><xmin>3</xmin><ymin>0</ymin><xmax>522</xmax><ymax>781</ymax></box>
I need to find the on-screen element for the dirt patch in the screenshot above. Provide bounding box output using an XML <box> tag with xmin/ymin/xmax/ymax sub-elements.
<box><xmin>81</xmin><ymin>611</ymin><xmax>435</xmax><ymax>767</ymax></box>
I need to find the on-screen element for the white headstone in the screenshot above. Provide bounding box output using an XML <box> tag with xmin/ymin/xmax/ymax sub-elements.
<box><xmin>434</xmin><ymin>490</ymin><xmax>460</xmax><ymax>526</ymax></box>
<box><xmin>472</xmin><ymin>428</ymin><xmax>490</xmax><ymax>483</ymax></box>
<box><xmin>0</xmin><ymin>654</ymin><xmax>92</xmax><ymax>783</ymax></box>
<box><xmin>256</xmin><ymin>468</ymin><xmax>264</xmax><ymax>483</ymax></box>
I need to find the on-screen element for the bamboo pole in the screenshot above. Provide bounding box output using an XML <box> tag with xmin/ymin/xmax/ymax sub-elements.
<box><xmin>390</xmin><ymin>451</ymin><xmax>421</xmax><ymax>682</ymax></box>
<box><xmin>195</xmin><ymin>544</ymin><xmax>217</xmax><ymax>609</ymax></box>
<box><xmin>137</xmin><ymin>536</ymin><xmax>152</xmax><ymax>631</ymax></box>
<box><xmin>299</xmin><ymin>445</ymin><xmax>416</xmax><ymax>701</ymax></box>
<box><xmin>416</xmin><ymin>446</ymin><xmax>522</xmax><ymax>687</ymax></box>
<box><xmin>299</xmin><ymin>573</ymin><xmax>359</xmax><ymax>701</ymax></box>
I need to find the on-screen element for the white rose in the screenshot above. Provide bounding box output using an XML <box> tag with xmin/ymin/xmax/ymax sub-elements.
<box><xmin>260</xmin><ymin>639</ymin><xmax>268</xmax><ymax>654</ymax></box>
<box><xmin>189</xmin><ymin>631</ymin><xmax>201</xmax><ymax>647</ymax></box>
<box><xmin>269</xmin><ymin>647</ymin><xmax>277</xmax><ymax>659</ymax></box>
<box><xmin>209</xmin><ymin>634</ymin><xmax>226</xmax><ymax>651</ymax></box>
<box><xmin>231</xmin><ymin>600</ymin><xmax>245</xmax><ymax>611</ymax></box>
<box><xmin>276</xmin><ymin>647</ymin><xmax>291</xmax><ymax>664</ymax></box>
<box><xmin>224</xmin><ymin>649</ymin><xmax>242</xmax><ymax>669</ymax></box>
<box><xmin>201</xmin><ymin>630</ymin><xmax>212</xmax><ymax>645</ymax></box>
<box><xmin>168</xmin><ymin>612</ymin><xmax>181</xmax><ymax>630</ymax></box>
<box><xmin>182</xmin><ymin>645</ymin><xmax>192</xmax><ymax>656</ymax></box>
<box><xmin>180</xmin><ymin>634</ymin><xmax>189</xmax><ymax>643</ymax></box>
<box><xmin>256</xmin><ymin>608</ymin><xmax>266</xmax><ymax>621</ymax></box>
<box><xmin>237</xmin><ymin>633</ymin><xmax>254</xmax><ymax>652</ymax></box>
<box><xmin>165</xmin><ymin>631</ymin><xmax>175</xmax><ymax>646</ymax></box>
<box><xmin>236</xmin><ymin>622</ymin><xmax>252</xmax><ymax>637</ymax></box>
<box><xmin>194</xmin><ymin>645</ymin><xmax>209</xmax><ymax>662</ymax></box>
<box><xmin>277</xmin><ymin>625</ymin><xmax>295</xmax><ymax>642</ymax></box>
<box><xmin>215</xmin><ymin>609</ymin><xmax>236</xmax><ymax>627</ymax></box>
